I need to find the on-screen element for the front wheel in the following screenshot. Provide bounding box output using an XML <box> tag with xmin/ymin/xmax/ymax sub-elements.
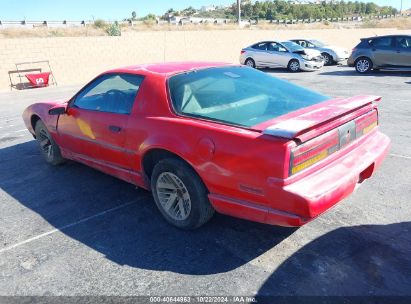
<box><xmin>35</xmin><ymin>120</ymin><xmax>65</xmax><ymax>165</ymax></box>
<box><xmin>355</xmin><ymin>57</ymin><xmax>373</xmax><ymax>74</ymax></box>
<box><xmin>288</xmin><ymin>59</ymin><xmax>300</xmax><ymax>72</ymax></box>
<box><xmin>322</xmin><ymin>53</ymin><xmax>334</xmax><ymax>66</ymax></box>
<box><xmin>151</xmin><ymin>158</ymin><xmax>215</xmax><ymax>230</ymax></box>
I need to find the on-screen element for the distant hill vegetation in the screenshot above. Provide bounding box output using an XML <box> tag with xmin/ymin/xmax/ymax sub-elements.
<box><xmin>147</xmin><ymin>0</ymin><xmax>398</xmax><ymax>21</ymax></box>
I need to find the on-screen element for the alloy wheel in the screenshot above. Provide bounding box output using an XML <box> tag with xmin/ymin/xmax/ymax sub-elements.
<box><xmin>156</xmin><ymin>172</ymin><xmax>192</xmax><ymax>221</ymax></box>
<box><xmin>290</xmin><ymin>61</ymin><xmax>300</xmax><ymax>72</ymax></box>
<box><xmin>246</xmin><ymin>59</ymin><xmax>255</xmax><ymax>68</ymax></box>
<box><xmin>356</xmin><ymin>59</ymin><xmax>370</xmax><ymax>73</ymax></box>
<box><xmin>38</xmin><ymin>129</ymin><xmax>53</xmax><ymax>160</ymax></box>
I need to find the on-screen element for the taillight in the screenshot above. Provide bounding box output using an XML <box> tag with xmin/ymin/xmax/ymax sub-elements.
<box><xmin>355</xmin><ymin>110</ymin><xmax>378</xmax><ymax>137</ymax></box>
<box><xmin>289</xmin><ymin>110</ymin><xmax>378</xmax><ymax>176</ymax></box>
<box><xmin>241</xmin><ymin>50</ymin><xmax>246</xmax><ymax>54</ymax></box>
<box><xmin>290</xmin><ymin>130</ymin><xmax>339</xmax><ymax>175</ymax></box>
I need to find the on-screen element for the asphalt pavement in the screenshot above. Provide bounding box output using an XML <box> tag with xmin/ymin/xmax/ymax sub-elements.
<box><xmin>0</xmin><ymin>66</ymin><xmax>410</xmax><ymax>299</ymax></box>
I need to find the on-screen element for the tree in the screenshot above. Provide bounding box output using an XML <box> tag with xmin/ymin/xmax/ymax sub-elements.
<box><xmin>131</xmin><ymin>11</ymin><xmax>137</xmax><ymax>20</ymax></box>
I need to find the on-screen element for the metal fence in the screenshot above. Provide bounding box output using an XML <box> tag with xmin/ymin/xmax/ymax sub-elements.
<box><xmin>0</xmin><ymin>13</ymin><xmax>409</xmax><ymax>29</ymax></box>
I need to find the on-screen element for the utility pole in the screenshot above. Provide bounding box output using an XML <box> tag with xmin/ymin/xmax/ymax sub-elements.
<box><xmin>237</xmin><ymin>0</ymin><xmax>241</xmax><ymax>25</ymax></box>
<box><xmin>400</xmin><ymin>0</ymin><xmax>403</xmax><ymax>14</ymax></box>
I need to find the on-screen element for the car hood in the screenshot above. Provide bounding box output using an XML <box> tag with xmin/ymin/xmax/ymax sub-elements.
<box><xmin>293</xmin><ymin>48</ymin><xmax>322</xmax><ymax>58</ymax></box>
<box><xmin>321</xmin><ymin>45</ymin><xmax>349</xmax><ymax>54</ymax></box>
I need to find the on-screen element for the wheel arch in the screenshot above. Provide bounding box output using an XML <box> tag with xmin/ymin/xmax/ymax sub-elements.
<box><xmin>244</xmin><ymin>57</ymin><xmax>256</xmax><ymax>66</ymax></box>
<box><xmin>30</xmin><ymin>114</ymin><xmax>41</xmax><ymax>137</ymax></box>
<box><xmin>355</xmin><ymin>56</ymin><xmax>375</xmax><ymax>71</ymax></box>
<box><xmin>355</xmin><ymin>55</ymin><xmax>374</xmax><ymax>65</ymax></box>
<box><xmin>288</xmin><ymin>58</ymin><xmax>301</xmax><ymax>70</ymax></box>
<box><xmin>141</xmin><ymin>148</ymin><xmax>209</xmax><ymax>192</ymax></box>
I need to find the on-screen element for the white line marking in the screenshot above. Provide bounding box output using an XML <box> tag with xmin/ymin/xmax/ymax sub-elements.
<box><xmin>390</xmin><ymin>153</ymin><xmax>411</xmax><ymax>160</ymax></box>
<box><xmin>0</xmin><ymin>200</ymin><xmax>136</xmax><ymax>254</ymax></box>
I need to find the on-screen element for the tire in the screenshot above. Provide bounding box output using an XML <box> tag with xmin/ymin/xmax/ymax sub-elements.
<box><xmin>245</xmin><ymin>58</ymin><xmax>256</xmax><ymax>68</ymax></box>
<box><xmin>322</xmin><ymin>53</ymin><xmax>334</xmax><ymax>66</ymax></box>
<box><xmin>151</xmin><ymin>158</ymin><xmax>215</xmax><ymax>230</ymax></box>
<box><xmin>288</xmin><ymin>59</ymin><xmax>300</xmax><ymax>72</ymax></box>
<box><xmin>355</xmin><ymin>57</ymin><xmax>373</xmax><ymax>74</ymax></box>
<box><xmin>35</xmin><ymin>120</ymin><xmax>65</xmax><ymax>166</ymax></box>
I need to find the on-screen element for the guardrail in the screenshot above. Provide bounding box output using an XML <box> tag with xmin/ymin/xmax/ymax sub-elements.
<box><xmin>0</xmin><ymin>14</ymin><xmax>409</xmax><ymax>29</ymax></box>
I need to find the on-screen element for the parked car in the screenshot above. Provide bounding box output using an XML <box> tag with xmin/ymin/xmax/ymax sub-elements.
<box><xmin>290</xmin><ymin>39</ymin><xmax>350</xmax><ymax>65</ymax></box>
<box><xmin>348</xmin><ymin>35</ymin><xmax>411</xmax><ymax>73</ymax></box>
<box><xmin>240</xmin><ymin>40</ymin><xmax>324</xmax><ymax>72</ymax></box>
<box><xmin>23</xmin><ymin>62</ymin><xmax>390</xmax><ymax>229</ymax></box>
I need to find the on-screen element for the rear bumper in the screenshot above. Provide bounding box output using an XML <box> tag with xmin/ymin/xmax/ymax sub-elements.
<box><xmin>334</xmin><ymin>54</ymin><xmax>349</xmax><ymax>62</ymax></box>
<box><xmin>347</xmin><ymin>56</ymin><xmax>356</xmax><ymax>67</ymax></box>
<box><xmin>209</xmin><ymin>131</ymin><xmax>390</xmax><ymax>227</ymax></box>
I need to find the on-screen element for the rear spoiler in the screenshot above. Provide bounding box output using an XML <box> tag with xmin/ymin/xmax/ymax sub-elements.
<box><xmin>262</xmin><ymin>95</ymin><xmax>381</xmax><ymax>141</ymax></box>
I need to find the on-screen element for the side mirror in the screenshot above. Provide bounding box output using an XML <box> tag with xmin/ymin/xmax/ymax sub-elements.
<box><xmin>48</xmin><ymin>105</ymin><xmax>67</xmax><ymax>115</ymax></box>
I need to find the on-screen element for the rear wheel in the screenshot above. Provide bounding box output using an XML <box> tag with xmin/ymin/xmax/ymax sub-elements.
<box><xmin>35</xmin><ymin>120</ymin><xmax>65</xmax><ymax>165</ymax></box>
<box><xmin>355</xmin><ymin>57</ymin><xmax>373</xmax><ymax>74</ymax></box>
<box><xmin>322</xmin><ymin>53</ymin><xmax>334</xmax><ymax>66</ymax></box>
<box><xmin>245</xmin><ymin>58</ymin><xmax>256</xmax><ymax>68</ymax></box>
<box><xmin>151</xmin><ymin>158</ymin><xmax>215</xmax><ymax>229</ymax></box>
<box><xmin>288</xmin><ymin>59</ymin><xmax>300</xmax><ymax>72</ymax></box>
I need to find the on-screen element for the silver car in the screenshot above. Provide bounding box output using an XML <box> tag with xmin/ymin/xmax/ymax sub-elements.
<box><xmin>240</xmin><ymin>40</ymin><xmax>324</xmax><ymax>72</ymax></box>
<box><xmin>290</xmin><ymin>39</ymin><xmax>350</xmax><ymax>65</ymax></box>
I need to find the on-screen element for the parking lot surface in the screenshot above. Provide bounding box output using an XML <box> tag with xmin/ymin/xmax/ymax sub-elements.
<box><xmin>0</xmin><ymin>66</ymin><xmax>410</xmax><ymax>297</ymax></box>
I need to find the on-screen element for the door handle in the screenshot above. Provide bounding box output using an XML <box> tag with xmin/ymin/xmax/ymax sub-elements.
<box><xmin>396</xmin><ymin>50</ymin><xmax>401</xmax><ymax>53</ymax></box>
<box><xmin>108</xmin><ymin>125</ymin><xmax>122</xmax><ymax>133</ymax></box>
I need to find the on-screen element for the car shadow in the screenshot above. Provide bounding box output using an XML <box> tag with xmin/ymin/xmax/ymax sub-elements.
<box><xmin>0</xmin><ymin>141</ymin><xmax>296</xmax><ymax>275</ymax></box>
<box><xmin>319</xmin><ymin>69</ymin><xmax>411</xmax><ymax>77</ymax></box>
<box><xmin>256</xmin><ymin>221</ymin><xmax>411</xmax><ymax>299</ymax></box>
<box><xmin>261</xmin><ymin>67</ymin><xmax>320</xmax><ymax>74</ymax></box>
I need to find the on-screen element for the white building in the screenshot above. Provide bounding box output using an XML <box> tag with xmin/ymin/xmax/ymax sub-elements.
<box><xmin>200</xmin><ymin>5</ymin><xmax>216</xmax><ymax>12</ymax></box>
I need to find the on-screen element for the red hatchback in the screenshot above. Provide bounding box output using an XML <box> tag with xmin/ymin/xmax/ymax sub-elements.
<box><xmin>23</xmin><ymin>62</ymin><xmax>390</xmax><ymax>229</ymax></box>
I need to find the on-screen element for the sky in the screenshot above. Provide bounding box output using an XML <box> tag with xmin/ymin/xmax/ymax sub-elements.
<box><xmin>0</xmin><ymin>0</ymin><xmax>409</xmax><ymax>21</ymax></box>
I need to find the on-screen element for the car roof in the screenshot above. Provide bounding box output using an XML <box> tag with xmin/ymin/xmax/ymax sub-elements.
<box><xmin>104</xmin><ymin>62</ymin><xmax>231</xmax><ymax>77</ymax></box>
<box><xmin>362</xmin><ymin>34</ymin><xmax>411</xmax><ymax>40</ymax></box>
<box><xmin>251</xmin><ymin>40</ymin><xmax>280</xmax><ymax>44</ymax></box>
<box><xmin>291</xmin><ymin>38</ymin><xmax>318</xmax><ymax>41</ymax></box>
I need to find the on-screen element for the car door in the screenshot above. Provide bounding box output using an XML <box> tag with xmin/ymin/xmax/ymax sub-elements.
<box><xmin>265</xmin><ymin>42</ymin><xmax>290</xmax><ymax>68</ymax></box>
<box><xmin>250</xmin><ymin>42</ymin><xmax>269</xmax><ymax>66</ymax></box>
<box><xmin>394</xmin><ymin>36</ymin><xmax>411</xmax><ymax>67</ymax></box>
<box><xmin>371</xmin><ymin>37</ymin><xmax>396</xmax><ymax>67</ymax></box>
<box><xmin>57</xmin><ymin>73</ymin><xmax>144</xmax><ymax>171</ymax></box>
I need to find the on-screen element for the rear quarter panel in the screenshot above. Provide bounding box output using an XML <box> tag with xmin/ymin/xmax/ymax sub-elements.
<box><xmin>125</xmin><ymin>74</ymin><xmax>291</xmax><ymax>207</ymax></box>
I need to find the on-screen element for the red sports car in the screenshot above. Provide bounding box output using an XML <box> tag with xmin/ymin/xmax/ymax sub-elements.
<box><xmin>22</xmin><ymin>62</ymin><xmax>390</xmax><ymax>229</ymax></box>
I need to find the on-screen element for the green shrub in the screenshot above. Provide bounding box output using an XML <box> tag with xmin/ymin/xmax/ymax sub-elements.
<box><xmin>94</xmin><ymin>19</ymin><xmax>107</xmax><ymax>28</ymax></box>
<box><xmin>106</xmin><ymin>23</ymin><xmax>121</xmax><ymax>36</ymax></box>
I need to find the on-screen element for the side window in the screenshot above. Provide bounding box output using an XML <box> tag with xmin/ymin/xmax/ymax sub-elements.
<box><xmin>252</xmin><ymin>43</ymin><xmax>268</xmax><ymax>50</ymax></box>
<box><xmin>268</xmin><ymin>43</ymin><xmax>287</xmax><ymax>52</ymax></box>
<box><xmin>73</xmin><ymin>74</ymin><xmax>144</xmax><ymax>114</ymax></box>
<box><xmin>396</xmin><ymin>37</ymin><xmax>411</xmax><ymax>49</ymax></box>
<box><xmin>268</xmin><ymin>43</ymin><xmax>279</xmax><ymax>52</ymax></box>
<box><xmin>372</xmin><ymin>37</ymin><xmax>393</xmax><ymax>49</ymax></box>
<box><xmin>306</xmin><ymin>41</ymin><xmax>316</xmax><ymax>48</ymax></box>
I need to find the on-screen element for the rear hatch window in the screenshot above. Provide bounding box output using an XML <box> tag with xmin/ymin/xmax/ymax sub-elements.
<box><xmin>168</xmin><ymin>66</ymin><xmax>329</xmax><ymax>128</ymax></box>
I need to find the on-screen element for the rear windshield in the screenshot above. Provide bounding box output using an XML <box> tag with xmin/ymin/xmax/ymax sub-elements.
<box><xmin>168</xmin><ymin>66</ymin><xmax>329</xmax><ymax>127</ymax></box>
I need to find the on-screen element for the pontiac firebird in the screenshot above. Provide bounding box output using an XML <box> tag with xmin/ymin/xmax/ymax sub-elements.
<box><xmin>22</xmin><ymin>62</ymin><xmax>390</xmax><ymax>229</ymax></box>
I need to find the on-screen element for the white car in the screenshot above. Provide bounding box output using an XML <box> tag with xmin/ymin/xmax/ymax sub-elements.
<box><xmin>240</xmin><ymin>40</ymin><xmax>324</xmax><ymax>72</ymax></box>
<box><xmin>290</xmin><ymin>39</ymin><xmax>350</xmax><ymax>65</ymax></box>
